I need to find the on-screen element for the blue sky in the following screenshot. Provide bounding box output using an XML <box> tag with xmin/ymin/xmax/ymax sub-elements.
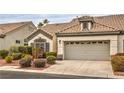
<box><xmin>0</xmin><ymin>14</ymin><xmax>104</xmax><ymax>26</ymax></box>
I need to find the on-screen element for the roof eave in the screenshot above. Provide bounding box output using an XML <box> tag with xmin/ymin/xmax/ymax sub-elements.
<box><xmin>56</xmin><ymin>31</ymin><xmax>121</xmax><ymax>37</ymax></box>
<box><xmin>25</xmin><ymin>29</ymin><xmax>53</xmax><ymax>42</ymax></box>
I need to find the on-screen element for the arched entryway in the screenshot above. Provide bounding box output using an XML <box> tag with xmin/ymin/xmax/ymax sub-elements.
<box><xmin>31</xmin><ymin>37</ymin><xmax>50</xmax><ymax>58</ymax></box>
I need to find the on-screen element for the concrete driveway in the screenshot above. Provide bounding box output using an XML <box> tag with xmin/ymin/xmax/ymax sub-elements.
<box><xmin>42</xmin><ymin>60</ymin><xmax>114</xmax><ymax>78</ymax></box>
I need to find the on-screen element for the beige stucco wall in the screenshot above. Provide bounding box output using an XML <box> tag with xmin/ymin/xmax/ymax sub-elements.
<box><xmin>118</xmin><ymin>35</ymin><xmax>124</xmax><ymax>53</ymax></box>
<box><xmin>0</xmin><ymin>25</ymin><xmax>35</xmax><ymax>50</ymax></box>
<box><xmin>52</xmin><ymin>34</ymin><xmax>57</xmax><ymax>52</ymax></box>
<box><xmin>57</xmin><ymin>35</ymin><xmax>119</xmax><ymax>59</ymax></box>
<box><xmin>28</xmin><ymin>33</ymin><xmax>53</xmax><ymax>52</ymax></box>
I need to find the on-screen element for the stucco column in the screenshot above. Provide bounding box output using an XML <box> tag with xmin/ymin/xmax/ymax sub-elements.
<box><xmin>57</xmin><ymin>40</ymin><xmax>64</xmax><ymax>55</ymax></box>
<box><xmin>52</xmin><ymin>34</ymin><xmax>57</xmax><ymax>52</ymax></box>
<box><xmin>118</xmin><ymin>35</ymin><xmax>124</xmax><ymax>53</ymax></box>
<box><xmin>110</xmin><ymin>40</ymin><xmax>118</xmax><ymax>55</ymax></box>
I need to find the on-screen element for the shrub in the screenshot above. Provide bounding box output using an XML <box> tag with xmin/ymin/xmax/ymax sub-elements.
<box><xmin>5</xmin><ymin>56</ymin><xmax>12</xmax><ymax>63</ymax></box>
<box><xmin>47</xmin><ymin>55</ymin><xmax>56</xmax><ymax>64</ymax></box>
<box><xmin>43</xmin><ymin>52</ymin><xmax>57</xmax><ymax>58</ymax></box>
<box><xmin>19</xmin><ymin>56</ymin><xmax>32</xmax><ymax>68</ymax></box>
<box><xmin>21</xmin><ymin>54</ymin><xmax>32</xmax><ymax>58</ymax></box>
<box><xmin>18</xmin><ymin>46</ymin><xmax>26</xmax><ymax>53</ymax></box>
<box><xmin>21</xmin><ymin>53</ymin><xmax>26</xmax><ymax>58</ymax></box>
<box><xmin>24</xmin><ymin>54</ymin><xmax>33</xmax><ymax>60</ymax></box>
<box><xmin>114</xmin><ymin>53</ymin><xmax>124</xmax><ymax>56</ymax></box>
<box><xmin>10</xmin><ymin>46</ymin><xmax>32</xmax><ymax>55</ymax></box>
<box><xmin>0</xmin><ymin>50</ymin><xmax>9</xmax><ymax>59</ymax></box>
<box><xmin>33</xmin><ymin>59</ymin><xmax>46</xmax><ymax>68</ymax></box>
<box><xmin>26</xmin><ymin>46</ymin><xmax>32</xmax><ymax>55</ymax></box>
<box><xmin>111</xmin><ymin>55</ymin><xmax>124</xmax><ymax>71</ymax></box>
<box><xmin>12</xmin><ymin>53</ymin><xmax>22</xmax><ymax>60</ymax></box>
<box><xmin>10</xmin><ymin>46</ymin><xmax>19</xmax><ymax>53</ymax></box>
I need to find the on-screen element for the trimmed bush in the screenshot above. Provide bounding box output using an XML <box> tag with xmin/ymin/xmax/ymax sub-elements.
<box><xmin>114</xmin><ymin>53</ymin><xmax>124</xmax><ymax>56</ymax></box>
<box><xmin>47</xmin><ymin>55</ymin><xmax>56</xmax><ymax>64</ymax></box>
<box><xmin>5</xmin><ymin>56</ymin><xmax>12</xmax><ymax>63</ymax></box>
<box><xmin>33</xmin><ymin>59</ymin><xmax>46</xmax><ymax>68</ymax></box>
<box><xmin>21</xmin><ymin>54</ymin><xmax>32</xmax><ymax>58</ymax></box>
<box><xmin>19</xmin><ymin>56</ymin><xmax>32</xmax><ymax>68</ymax></box>
<box><xmin>24</xmin><ymin>54</ymin><xmax>33</xmax><ymax>60</ymax></box>
<box><xmin>21</xmin><ymin>53</ymin><xmax>26</xmax><ymax>58</ymax></box>
<box><xmin>12</xmin><ymin>53</ymin><xmax>22</xmax><ymax>60</ymax></box>
<box><xmin>111</xmin><ymin>55</ymin><xmax>124</xmax><ymax>71</ymax></box>
<box><xmin>43</xmin><ymin>52</ymin><xmax>57</xmax><ymax>58</ymax></box>
<box><xmin>0</xmin><ymin>50</ymin><xmax>9</xmax><ymax>59</ymax></box>
<box><xmin>18</xmin><ymin>46</ymin><xmax>26</xmax><ymax>53</ymax></box>
<box><xmin>10</xmin><ymin>46</ymin><xmax>32</xmax><ymax>55</ymax></box>
<box><xmin>10</xmin><ymin>46</ymin><xmax>19</xmax><ymax>53</ymax></box>
<box><xmin>26</xmin><ymin>46</ymin><xmax>32</xmax><ymax>55</ymax></box>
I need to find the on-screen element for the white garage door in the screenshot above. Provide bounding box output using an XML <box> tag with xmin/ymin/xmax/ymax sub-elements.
<box><xmin>64</xmin><ymin>41</ymin><xmax>110</xmax><ymax>61</ymax></box>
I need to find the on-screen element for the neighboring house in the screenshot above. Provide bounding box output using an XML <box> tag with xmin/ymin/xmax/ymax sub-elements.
<box><xmin>26</xmin><ymin>14</ymin><xmax>124</xmax><ymax>61</ymax></box>
<box><xmin>0</xmin><ymin>21</ymin><xmax>36</xmax><ymax>50</ymax></box>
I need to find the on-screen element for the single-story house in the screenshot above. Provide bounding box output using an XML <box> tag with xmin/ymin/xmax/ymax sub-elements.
<box><xmin>26</xmin><ymin>14</ymin><xmax>124</xmax><ymax>61</ymax></box>
<box><xmin>25</xmin><ymin>22</ymin><xmax>68</xmax><ymax>52</ymax></box>
<box><xmin>0</xmin><ymin>21</ymin><xmax>36</xmax><ymax>50</ymax></box>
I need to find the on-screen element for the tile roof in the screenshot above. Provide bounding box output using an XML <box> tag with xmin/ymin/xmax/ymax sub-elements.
<box><xmin>25</xmin><ymin>29</ymin><xmax>53</xmax><ymax>42</ymax></box>
<box><xmin>0</xmin><ymin>21</ymin><xmax>34</xmax><ymax>35</ymax></box>
<box><xmin>41</xmin><ymin>14</ymin><xmax>124</xmax><ymax>34</ymax></box>
<box><xmin>39</xmin><ymin>22</ymin><xmax>70</xmax><ymax>35</ymax></box>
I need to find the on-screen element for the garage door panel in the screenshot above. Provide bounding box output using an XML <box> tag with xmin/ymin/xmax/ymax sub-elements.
<box><xmin>64</xmin><ymin>41</ymin><xmax>110</xmax><ymax>61</ymax></box>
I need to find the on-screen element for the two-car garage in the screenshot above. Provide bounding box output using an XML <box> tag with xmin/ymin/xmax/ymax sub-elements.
<box><xmin>64</xmin><ymin>41</ymin><xmax>110</xmax><ymax>61</ymax></box>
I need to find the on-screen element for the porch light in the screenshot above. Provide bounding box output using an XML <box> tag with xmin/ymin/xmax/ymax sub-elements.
<box><xmin>59</xmin><ymin>40</ymin><xmax>61</xmax><ymax>44</ymax></box>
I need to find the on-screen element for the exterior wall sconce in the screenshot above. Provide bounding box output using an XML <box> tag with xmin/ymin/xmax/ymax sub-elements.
<box><xmin>59</xmin><ymin>40</ymin><xmax>61</xmax><ymax>44</ymax></box>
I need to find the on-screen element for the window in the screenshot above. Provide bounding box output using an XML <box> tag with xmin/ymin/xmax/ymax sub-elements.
<box><xmin>24</xmin><ymin>43</ymin><xmax>28</xmax><ymax>46</ymax></box>
<box><xmin>81</xmin><ymin>21</ymin><xmax>93</xmax><ymax>31</ymax></box>
<box><xmin>104</xmin><ymin>41</ymin><xmax>109</xmax><ymax>44</ymax></box>
<box><xmin>16</xmin><ymin>40</ymin><xmax>20</xmax><ymax>44</ymax></box>
<box><xmin>70</xmin><ymin>42</ymin><xmax>74</xmax><ymax>44</ymax></box>
<box><xmin>81</xmin><ymin>42</ymin><xmax>84</xmax><ymax>44</ymax></box>
<box><xmin>46</xmin><ymin>43</ymin><xmax>50</xmax><ymax>52</ymax></box>
<box><xmin>98</xmin><ymin>41</ymin><xmax>103</xmax><ymax>44</ymax></box>
<box><xmin>65</xmin><ymin>42</ymin><xmax>69</xmax><ymax>45</ymax></box>
<box><xmin>83</xmin><ymin>22</ymin><xmax>88</xmax><ymax>29</ymax></box>
<box><xmin>92</xmin><ymin>41</ymin><xmax>97</xmax><ymax>44</ymax></box>
<box><xmin>59</xmin><ymin>40</ymin><xmax>61</xmax><ymax>44</ymax></box>
<box><xmin>86</xmin><ymin>42</ymin><xmax>91</xmax><ymax>44</ymax></box>
<box><xmin>75</xmin><ymin>42</ymin><xmax>80</xmax><ymax>44</ymax></box>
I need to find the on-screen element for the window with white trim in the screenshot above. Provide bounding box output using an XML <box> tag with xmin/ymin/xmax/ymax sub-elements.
<box><xmin>16</xmin><ymin>40</ymin><xmax>20</xmax><ymax>44</ymax></box>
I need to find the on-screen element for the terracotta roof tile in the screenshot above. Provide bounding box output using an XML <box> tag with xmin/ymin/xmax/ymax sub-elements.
<box><xmin>40</xmin><ymin>22</ymin><xmax>70</xmax><ymax>35</ymax></box>
<box><xmin>41</xmin><ymin>14</ymin><xmax>124</xmax><ymax>34</ymax></box>
<box><xmin>0</xmin><ymin>21</ymin><xmax>34</xmax><ymax>34</ymax></box>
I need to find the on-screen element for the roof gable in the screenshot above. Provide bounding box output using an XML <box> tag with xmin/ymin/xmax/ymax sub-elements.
<box><xmin>25</xmin><ymin>29</ymin><xmax>53</xmax><ymax>42</ymax></box>
<box><xmin>57</xmin><ymin>14</ymin><xmax>124</xmax><ymax>34</ymax></box>
<box><xmin>0</xmin><ymin>21</ymin><xmax>36</xmax><ymax>35</ymax></box>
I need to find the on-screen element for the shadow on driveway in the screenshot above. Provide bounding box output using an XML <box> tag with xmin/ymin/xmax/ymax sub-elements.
<box><xmin>0</xmin><ymin>70</ymin><xmax>112</xmax><ymax>79</ymax></box>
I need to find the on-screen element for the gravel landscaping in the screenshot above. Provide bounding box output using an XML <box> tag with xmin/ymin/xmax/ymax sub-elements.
<box><xmin>0</xmin><ymin>59</ymin><xmax>18</xmax><ymax>66</ymax></box>
<box><xmin>0</xmin><ymin>59</ymin><xmax>51</xmax><ymax>71</ymax></box>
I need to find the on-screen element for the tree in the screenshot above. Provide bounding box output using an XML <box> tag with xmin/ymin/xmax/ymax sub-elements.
<box><xmin>43</xmin><ymin>19</ymin><xmax>49</xmax><ymax>24</ymax></box>
<box><xmin>37</xmin><ymin>22</ymin><xmax>44</xmax><ymax>28</ymax></box>
<box><xmin>37</xmin><ymin>19</ymin><xmax>49</xmax><ymax>28</ymax></box>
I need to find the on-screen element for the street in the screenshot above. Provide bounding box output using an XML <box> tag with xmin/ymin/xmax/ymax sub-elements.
<box><xmin>0</xmin><ymin>70</ymin><xmax>109</xmax><ymax>79</ymax></box>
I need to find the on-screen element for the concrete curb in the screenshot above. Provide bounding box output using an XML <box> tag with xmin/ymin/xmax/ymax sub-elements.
<box><xmin>0</xmin><ymin>68</ymin><xmax>116</xmax><ymax>79</ymax></box>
